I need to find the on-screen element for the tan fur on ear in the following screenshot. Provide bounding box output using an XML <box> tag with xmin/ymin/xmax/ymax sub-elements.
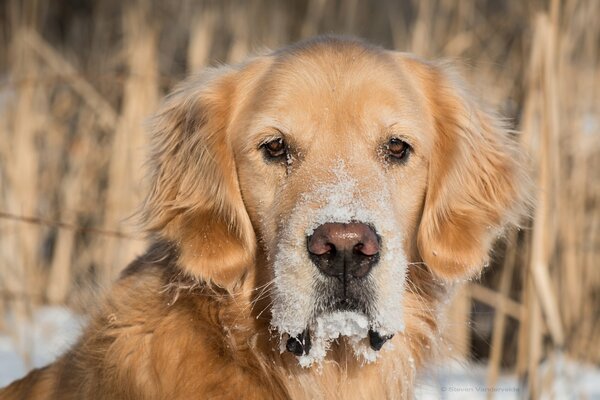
<box><xmin>143</xmin><ymin>67</ymin><xmax>256</xmax><ymax>289</ymax></box>
<box><xmin>405</xmin><ymin>59</ymin><xmax>530</xmax><ymax>280</ymax></box>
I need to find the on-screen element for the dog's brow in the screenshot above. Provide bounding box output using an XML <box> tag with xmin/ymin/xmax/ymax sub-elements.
<box><xmin>250</xmin><ymin>116</ymin><xmax>291</xmax><ymax>134</ymax></box>
<box><xmin>383</xmin><ymin>121</ymin><xmax>421</xmax><ymax>143</ymax></box>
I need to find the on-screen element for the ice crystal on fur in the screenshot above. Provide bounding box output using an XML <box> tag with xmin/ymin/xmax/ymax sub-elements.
<box><xmin>297</xmin><ymin>311</ymin><xmax>381</xmax><ymax>368</ymax></box>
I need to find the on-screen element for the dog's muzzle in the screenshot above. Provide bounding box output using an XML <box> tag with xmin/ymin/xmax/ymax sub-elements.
<box><xmin>280</xmin><ymin>222</ymin><xmax>393</xmax><ymax>355</ymax></box>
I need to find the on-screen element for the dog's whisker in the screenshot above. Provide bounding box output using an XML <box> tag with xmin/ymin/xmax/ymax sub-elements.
<box><xmin>255</xmin><ymin>299</ymin><xmax>276</xmax><ymax>320</ymax></box>
<box><xmin>404</xmin><ymin>279</ymin><xmax>436</xmax><ymax>317</ymax></box>
<box><xmin>249</xmin><ymin>290</ymin><xmax>275</xmax><ymax>314</ymax></box>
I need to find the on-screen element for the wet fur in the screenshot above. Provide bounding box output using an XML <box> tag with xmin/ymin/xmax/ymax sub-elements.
<box><xmin>1</xmin><ymin>36</ymin><xmax>529</xmax><ymax>399</ymax></box>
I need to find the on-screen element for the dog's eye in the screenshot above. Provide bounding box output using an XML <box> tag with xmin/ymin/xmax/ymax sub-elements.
<box><xmin>261</xmin><ymin>138</ymin><xmax>287</xmax><ymax>160</ymax></box>
<box><xmin>386</xmin><ymin>138</ymin><xmax>411</xmax><ymax>162</ymax></box>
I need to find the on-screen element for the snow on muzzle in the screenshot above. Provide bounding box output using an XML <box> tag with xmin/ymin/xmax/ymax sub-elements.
<box><xmin>270</xmin><ymin>161</ymin><xmax>408</xmax><ymax>367</ymax></box>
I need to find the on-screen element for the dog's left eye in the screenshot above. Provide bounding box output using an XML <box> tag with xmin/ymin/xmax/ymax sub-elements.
<box><xmin>385</xmin><ymin>138</ymin><xmax>411</xmax><ymax>162</ymax></box>
<box><xmin>260</xmin><ymin>138</ymin><xmax>287</xmax><ymax>160</ymax></box>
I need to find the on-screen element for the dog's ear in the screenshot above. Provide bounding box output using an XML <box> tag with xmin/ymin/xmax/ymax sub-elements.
<box><xmin>402</xmin><ymin>58</ymin><xmax>530</xmax><ymax>280</ymax></box>
<box><xmin>143</xmin><ymin>66</ymin><xmax>256</xmax><ymax>289</ymax></box>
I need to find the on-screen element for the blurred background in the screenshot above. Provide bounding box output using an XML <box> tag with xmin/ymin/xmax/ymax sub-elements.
<box><xmin>0</xmin><ymin>0</ymin><xmax>598</xmax><ymax>398</ymax></box>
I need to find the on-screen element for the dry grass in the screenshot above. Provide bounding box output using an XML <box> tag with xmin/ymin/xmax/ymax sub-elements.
<box><xmin>0</xmin><ymin>0</ymin><xmax>598</xmax><ymax>397</ymax></box>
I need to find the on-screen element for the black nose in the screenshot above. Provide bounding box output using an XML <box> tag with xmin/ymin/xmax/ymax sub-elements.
<box><xmin>307</xmin><ymin>222</ymin><xmax>380</xmax><ymax>279</ymax></box>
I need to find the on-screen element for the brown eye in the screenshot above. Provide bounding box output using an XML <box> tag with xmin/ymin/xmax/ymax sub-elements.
<box><xmin>261</xmin><ymin>138</ymin><xmax>287</xmax><ymax>160</ymax></box>
<box><xmin>386</xmin><ymin>138</ymin><xmax>411</xmax><ymax>162</ymax></box>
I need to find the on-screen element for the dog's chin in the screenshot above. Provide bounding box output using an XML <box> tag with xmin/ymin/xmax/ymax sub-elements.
<box><xmin>277</xmin><ymin>309</ymin><xmax>395</xmax><ymax>368</ymax></box>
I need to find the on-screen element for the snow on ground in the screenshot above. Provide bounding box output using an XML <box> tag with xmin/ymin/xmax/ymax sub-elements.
<box><xmin>416</xmin><ymin>361</ymin><xmax>521</xmax><ymax>400</ymax></box>
<box><xmin>416</xmin><ymin>357</ymin><xmax>600</xmax><ymax>399</ymax></box>
<box><xmin>0</xmin><ymin>306</ymin><xmax>83</xmax><ymax>387</ymax></box>
<box><xmin>1</xmin><ymin>306</ymin><xmax>599</xmax><ymax>399</ymax></box>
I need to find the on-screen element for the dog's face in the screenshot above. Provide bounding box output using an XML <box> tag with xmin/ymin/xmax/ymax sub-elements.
<box><xmin>232</xmin><ymin>47</ymin><xmax>431</xmax><ymax>362</ymax></box>
<box><xmin>144</xmin><ymin>37</ymin><xmax>527</xmax><ymax>367</ymax></box>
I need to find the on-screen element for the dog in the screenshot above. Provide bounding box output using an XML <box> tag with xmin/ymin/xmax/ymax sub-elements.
<box><xmin>1</xmin><ymin>35</ymin><xmax>529</xmax><ymax>399</ymax></box>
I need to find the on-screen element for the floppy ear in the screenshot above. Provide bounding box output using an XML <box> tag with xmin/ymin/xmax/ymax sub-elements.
<box><xmin>143</xmin><ymin>66</ymin><xmax>256</xmax><ymax>289</ymax></box>
<box><xmin>406</xmin><ymin>59</ymin><xmax>529</xmax><ymax>280</ymax></box>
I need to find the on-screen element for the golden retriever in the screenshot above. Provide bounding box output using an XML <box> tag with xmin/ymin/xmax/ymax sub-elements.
<box><xmin>1</xmin><ymin>36</ymin><xmax>529</xmax><ymax>399</ymax></box>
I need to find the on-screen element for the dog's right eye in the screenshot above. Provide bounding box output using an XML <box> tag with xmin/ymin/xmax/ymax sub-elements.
<box><xmin>260</xmin><ymin>138</ymin><xmax>287</xmax><ymax>161</ymax></box>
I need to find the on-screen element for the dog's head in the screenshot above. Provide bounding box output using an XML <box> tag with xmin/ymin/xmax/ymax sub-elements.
<box><xmin>144</xmin><ymin>37</ymin><xmax>528</xmax><ymax>366</ymax></box>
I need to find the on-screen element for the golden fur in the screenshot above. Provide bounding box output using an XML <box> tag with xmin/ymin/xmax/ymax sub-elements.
<box><xmin>1</xmin><ymin>36</ymin><xmax>529</xmax><ymax>399</ymax></box>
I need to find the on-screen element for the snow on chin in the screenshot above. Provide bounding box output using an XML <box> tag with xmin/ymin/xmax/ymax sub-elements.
<box><xmin>296</xmin><ymin>311</ymin><xmax>383</xmax><ymax>368</ymax></box>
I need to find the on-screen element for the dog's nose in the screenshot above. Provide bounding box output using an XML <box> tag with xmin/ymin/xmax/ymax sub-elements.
<box><xmin>307</xmin><ymin>222</ymin><xmax>380</xmax><ymax>279</ymax></box>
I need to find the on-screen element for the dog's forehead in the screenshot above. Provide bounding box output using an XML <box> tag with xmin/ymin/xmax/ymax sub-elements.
<box><xmin>243</xmin><ymin>44</ymin><xmax>431</xmax><ymax>146</ymax></box>
<box><xmin>273</xmin><ymin>50</ymin><xmax>419</xmax><ymax>110</ymax></box>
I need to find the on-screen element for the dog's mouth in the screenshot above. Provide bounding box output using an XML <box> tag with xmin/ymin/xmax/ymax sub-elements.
<box><xmin>274</xmin><ymin>262</ymin><xmax>396</xmax><ymax>365</ymax></box>
<box><xmin>276</xmin><ymin>307</ymin><xmax>397</xmax><ymax>368</ymax></box>
<box><xmin>285</xmin><ymin>327</ymin><xmax>394</xmax><ymax>356</ymax></box>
